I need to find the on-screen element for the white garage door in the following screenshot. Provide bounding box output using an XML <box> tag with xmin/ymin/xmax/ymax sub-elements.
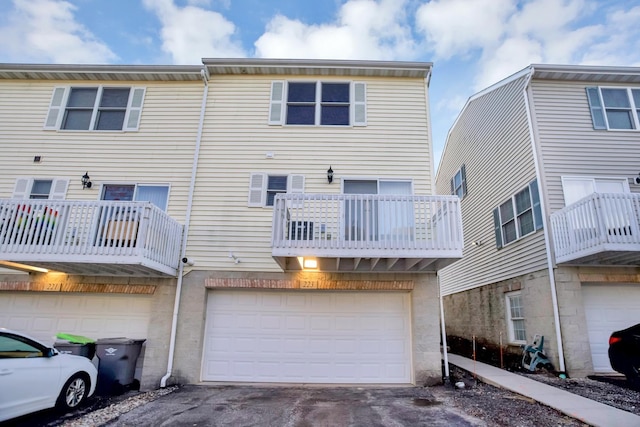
<box><xmin>0</xmin><ymin>292</ymin><xmax>152</xmax><ymax>346</ymax></box>
<box><xmin>583</xmin><ymin>283</ymin><xmax>640</xmax><ymax>372</ymax></box>
<box><xmin>202</xmin><ymin>290</ymin><xmax>412</xmax><ymax>383</ymax></box>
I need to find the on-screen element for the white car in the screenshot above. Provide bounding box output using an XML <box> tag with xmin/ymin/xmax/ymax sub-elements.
<box><xmin>0</xmin><ymin>328</ymin><xmax>97</xmax><ymax>422</ymax></box>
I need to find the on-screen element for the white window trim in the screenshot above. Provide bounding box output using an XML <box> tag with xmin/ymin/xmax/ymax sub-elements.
<box><xmin>493</xmin><ymin>180</ymin><xmax>542</xmax><ymax>248</ymax></box>
<box><xmin>340</xmin><ymin>177</ymin><xmax>415</xmax><ymax>194</ymax></box>
<box><xmin>44</xmin><ymin>85</ymin><xmax>145</xmax><ymax>132</ymax></box>
<box><xmin>500</xmin><ymin>190</ymin><xmax>533</xmax><ymax>246</ymax></box>
<box><xmin>560</xmin><ymin>175</ymin><xmax>630</xmax><ymax>206</ymax></box>
<box><xmin>12</xmin><ymin>177</ymin><xmax>69</xmax><ymax>200</ymax></box>
<box><xmin>247</xmin><ymin>173</ymin><xmax>305</xmax><ymax>208</ymax></box>
<box><xmin>99</xmin><ymin>183</ymin><xmax>170</xmax><ymax>211</ymax></box>
<box><xmin>505</xmin><ymin>291</ymin><xmax>527</xmax><ymax>344</ymax></box>
<box><xmin>269</xmin><ymin>81</ymin><xmax>366</xmax><ymax>127</ymax></box>
<box><xmin>451</xmin><ymin>165</ymin><xmax>467</xmax><ymax>199</ymax></box>
<box><xmin>587</xmin><ymin>86</ymin><xmax>640</xmax><ymax>131</ymax></box>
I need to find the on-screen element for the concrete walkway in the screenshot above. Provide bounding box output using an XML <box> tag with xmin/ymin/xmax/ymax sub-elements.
<box><xmin>448</xmin><ymin>354</ymin><xmax>640</xmax><ymax>427</ymax></box>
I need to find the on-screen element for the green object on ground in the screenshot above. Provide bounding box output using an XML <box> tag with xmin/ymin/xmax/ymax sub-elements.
<box><xmin>56</xmin><ymin>333</ymin><xmax>96</xmax><ymax>344</ymax></box>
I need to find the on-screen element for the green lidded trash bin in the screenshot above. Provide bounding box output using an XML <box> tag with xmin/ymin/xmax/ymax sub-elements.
<box><xmin>95</xmin><ymin>337</ymin><xmax>146</xmax><ymax>395</ymax></box>
<box><xmin>54</xmin><ymin>333</ymin><xmax>96</xmax><ymax>360</ymax></box>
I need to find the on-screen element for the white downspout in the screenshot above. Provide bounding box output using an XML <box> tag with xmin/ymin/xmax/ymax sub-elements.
<box><xmin>522</xmin><ymin>67</ymin><xmax>566</xmax><ymax>373</ymax></box>
<box><xmin>161</xmin><ymin>68</ymin><xmax>209</xmax><ymax>387</ymax></box>
<box><xmin>438</xmin><ymin>274</ymin><xmax>450</xmax><ymax>380</ymax></box>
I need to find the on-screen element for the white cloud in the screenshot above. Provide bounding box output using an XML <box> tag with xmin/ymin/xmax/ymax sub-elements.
<box><xmin>580</xmin><ymin>5</ymin><xmax>640</xmax><ymax>67</ymax></box>
<box><xmin>0</xmin><ymin>0</ymin><xmax>116</xmax><ymax>63</ymax></box>
<box><xmin>415</xmin><ymin>0</ymin><xmax>515</xmax><ymax>60</ymax></box>
<box><xmin>143</xmin><ymin>0</ymin><xmax>246</xmax><ymax>64</ymax></box>
<box><xmin>415</xmin><ymin>0</ymin><xmax>640</xmax><ymax>91</ymax></box>
<box><xmin>254</xmin><ymin>0</ymin><xmax>416</xmax><ymax>60</ymax></box>
<box><xmin>475</xmin><ymin>38</ymin><xmax>542</xmax><ymax>88</ymax></box>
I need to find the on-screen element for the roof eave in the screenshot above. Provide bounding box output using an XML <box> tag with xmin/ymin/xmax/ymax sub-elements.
<box><xmin>203</xmin><ymin>58</ymin><xmax>433</xmax><ymax>78</ymax></box>
<box><xmin>531</xmin><ymin>63</ymin><xmax>640</xmax><ymax>84</ymax></box>
<box><xmin>0</xmin><ymin>63</ymin><xmax>204</xmax><ymax>81</ymax></box>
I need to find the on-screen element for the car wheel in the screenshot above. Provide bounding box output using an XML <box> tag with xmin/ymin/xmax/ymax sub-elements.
<box><xmin>57</xmin><ymin>374</ymin><xmax>89</xmax><ymax>411</ymax></box>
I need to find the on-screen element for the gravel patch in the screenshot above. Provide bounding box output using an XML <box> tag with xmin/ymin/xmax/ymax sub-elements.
<box><xmin>57</xmin><ymin>386</ymin><xmax>179</xmax><ymax>427</ymax></box>
<box><xmin>516</xmin><ymin>371</ymin><xmax>640</xmax><ymax>416</ymax></box>
<box><xmin>442</xmin><ymin>366</ymin><xmax>588</xmax><ymax>427</ymax></box>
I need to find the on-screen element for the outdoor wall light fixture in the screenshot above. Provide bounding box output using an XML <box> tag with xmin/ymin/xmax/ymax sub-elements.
<box><xmin>81</xmin><ymin>172</ymin><xmax>92</xmax><ymax>189</ymax></box>
<box><xmin>297</xmin><ymin>256</ymin><xmax>318</xmax><ymax>270</ymax></box>
<box><xmin>327</xmin><ymin>166</ymin><xmax>334</xmax><ymax>184</ymax></box>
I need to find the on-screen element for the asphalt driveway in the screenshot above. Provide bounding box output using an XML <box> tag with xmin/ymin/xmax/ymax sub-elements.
<box><xmin>102</xmin><ymin>385</ymin><xmax>481</xmax><ymax>427</ymax></box>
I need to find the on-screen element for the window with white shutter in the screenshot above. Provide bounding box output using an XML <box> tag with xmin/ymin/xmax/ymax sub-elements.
<box><xmin>268</xmin><ymin>81</ymin><xmax>285</xmax><ymax>125</ymax></box>
<box><xmin>124</xmin><ymin>87</ymin><xmax>146</xmax><ymax>130</ymax></box>
<box><xmin>269</xmin><ymin>81</ymin><xmax>366</xmax><ymax>127</ymax></box>
<box><xmin>247</xmin><ymin>173</ymin><xmax>305</xmax><ymax>207</ymax></box>
<box><xmin>44</xmin><ymin>85</ymin><xmax>146</xmax><ymax>131</ymax></box>
<box><xmin>248</xmin><ymin>173</ymin><xmax>266</xmax><ymax>207</ymax></box>
<box><xmin>43</xmin><ymin>87</ymin><xmax>68</xmax><ymax>130</ymax></box>
<box><xmin>12</xmin><ymin>178</ymin><xmax>69</xmax><ymax>200</ymax></box>
<box><xmin>353</xmin><ymin>82</ymin><xmax>366</xmax><ymax>126</ymax></box>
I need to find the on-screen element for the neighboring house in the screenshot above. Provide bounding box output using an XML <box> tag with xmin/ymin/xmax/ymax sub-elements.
<box><xmin>436</xmin><ymin>64</ymin><xmax>640</xmax><ymax>377</ymax></box>
<box><xmin>0</xmin><ymin>59</ymin><xmax>463</xmax><ymax>388</ymax></box>
<box><xmin>0</xmin><ymin>63</ymin><xmax>205</xmax><ymax>388</ymax></box>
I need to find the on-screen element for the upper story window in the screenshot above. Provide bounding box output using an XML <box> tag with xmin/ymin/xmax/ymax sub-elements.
<box><xmin>450</xmin><ymin>165</ymin><xmax>467</xmax><ymax>199</ymax></box>
<box><xmin>493</xmin><ymin>180</ymin><xmax>543</xmax><ymax>248</ymax></box>
<box><xmin>268</xmin><ymin>81</ymin><xmax>366</xmax><ymax>127</ymax></box>
<box><xmin>586</xmin><ymin>86</ymin><xmax>640</xmax><ymax>130</ymax></box>
<box><xmin>248</xmin><ymin>173</ymin><xmax>305</xmax><ymax>207</ymax></box>
<box><xmin>44</xmin><ymin>86</ymin><xmax>146</xmax><ymax>131</ymax></box>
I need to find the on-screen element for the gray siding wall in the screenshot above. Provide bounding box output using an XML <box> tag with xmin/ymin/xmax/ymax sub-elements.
<box><xmin>436</xmin><ymin>75</ymin><xmax>547</xmax><ymax>295</ymax></box>
<box><xmin>530</xmin><ymin>79</ymin><xmax>640</xmax><ymax>214</ymax></box>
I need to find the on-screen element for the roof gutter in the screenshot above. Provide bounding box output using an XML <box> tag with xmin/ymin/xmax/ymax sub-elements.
<box><xmin>522</xmin><ymin>66</ymin><xmax>566</xmax><ymax>373</ymax></box>
<box><xmin>161</xmin><ymin>67</ymin><xmax>209</xmax><ymax>387</ymax></box>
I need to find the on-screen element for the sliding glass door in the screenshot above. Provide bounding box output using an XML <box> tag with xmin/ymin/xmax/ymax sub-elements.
<box><xmin>343</xmin><ymin>180</ymin><xmax>412</xmax><ymax>242</ymax></box>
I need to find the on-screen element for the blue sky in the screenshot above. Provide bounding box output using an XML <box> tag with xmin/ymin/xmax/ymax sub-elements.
<box><xmin>1</xmin><ymin>0</ymin><xmax>639</xmax><ymax>168</ymax></box>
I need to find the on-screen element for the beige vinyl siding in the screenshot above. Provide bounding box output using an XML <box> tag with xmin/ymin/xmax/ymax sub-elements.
<box><xmin>188</xmin><ymin>74</ymin><xmax>433</xmax><ymax>271</ymax></box>
<box><xmin>0</xmin><ymin>79</ymin><xmax>204</xmax><ymax>221</ymax></box>
<box><xmin>530</xmin><ymin>79</ymin><xmax>640</xmax><ymax>214</ymax></box>
<box><xmin>436</xmin><ymin>75</ymin><xmax>547</xmax><ymax>295</ymax></box>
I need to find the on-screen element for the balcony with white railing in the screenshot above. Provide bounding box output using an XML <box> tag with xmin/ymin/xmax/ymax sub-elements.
<box><xmin>550</xmin><ymin>193</ymin><xmax>640</xmax><ymax>265</ymax></box>
<box><xmin>0</xmin><ymin>199</ymin><xmax>183</xmax><ymax>277</ymax></box>
<box><xmin>272</xmin><ymin>194</ymin><xmax>463</xmax><ymax>272</ymax></box>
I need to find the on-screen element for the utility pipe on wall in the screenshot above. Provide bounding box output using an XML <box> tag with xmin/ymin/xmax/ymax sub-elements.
<box><xmin>161</xmin><ymin>68</ymin><xmax>209</xmax><ymax>388</ymax></box>
<box><xmin>438</xmin><ymin>274</ymin><xmax>450</xmax><ymax>381</ymax></box>
<box><xmin>522</xmin><ymin>67</ymin><xmax>566</xmax><ymax>373</ymax></box>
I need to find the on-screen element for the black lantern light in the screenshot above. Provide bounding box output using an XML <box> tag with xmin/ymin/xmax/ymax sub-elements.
<box><xmin>327</xmin><ymin>166</ymin><xmax>334</xmax><ymax>184</ymax></box>
<box><xmin>81</xmin><ymin>172</ymin><xmax>92</xmax><ymax>189</ymax></box>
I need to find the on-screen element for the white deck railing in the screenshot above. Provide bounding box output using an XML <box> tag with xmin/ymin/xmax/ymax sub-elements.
<box><xmin>272</xmin><ymin>194</ymin><xmax>463</xmax><ymax>256</ymax></box>
<box><xmin>550</xmin><ymin>193</ymin><xmax>640</xmax><ymax>263</ymax></box>
<box><xmin>0</xmin><ymin>199</ymin><xmax>183</xmax><ymax>272</ymax></box>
